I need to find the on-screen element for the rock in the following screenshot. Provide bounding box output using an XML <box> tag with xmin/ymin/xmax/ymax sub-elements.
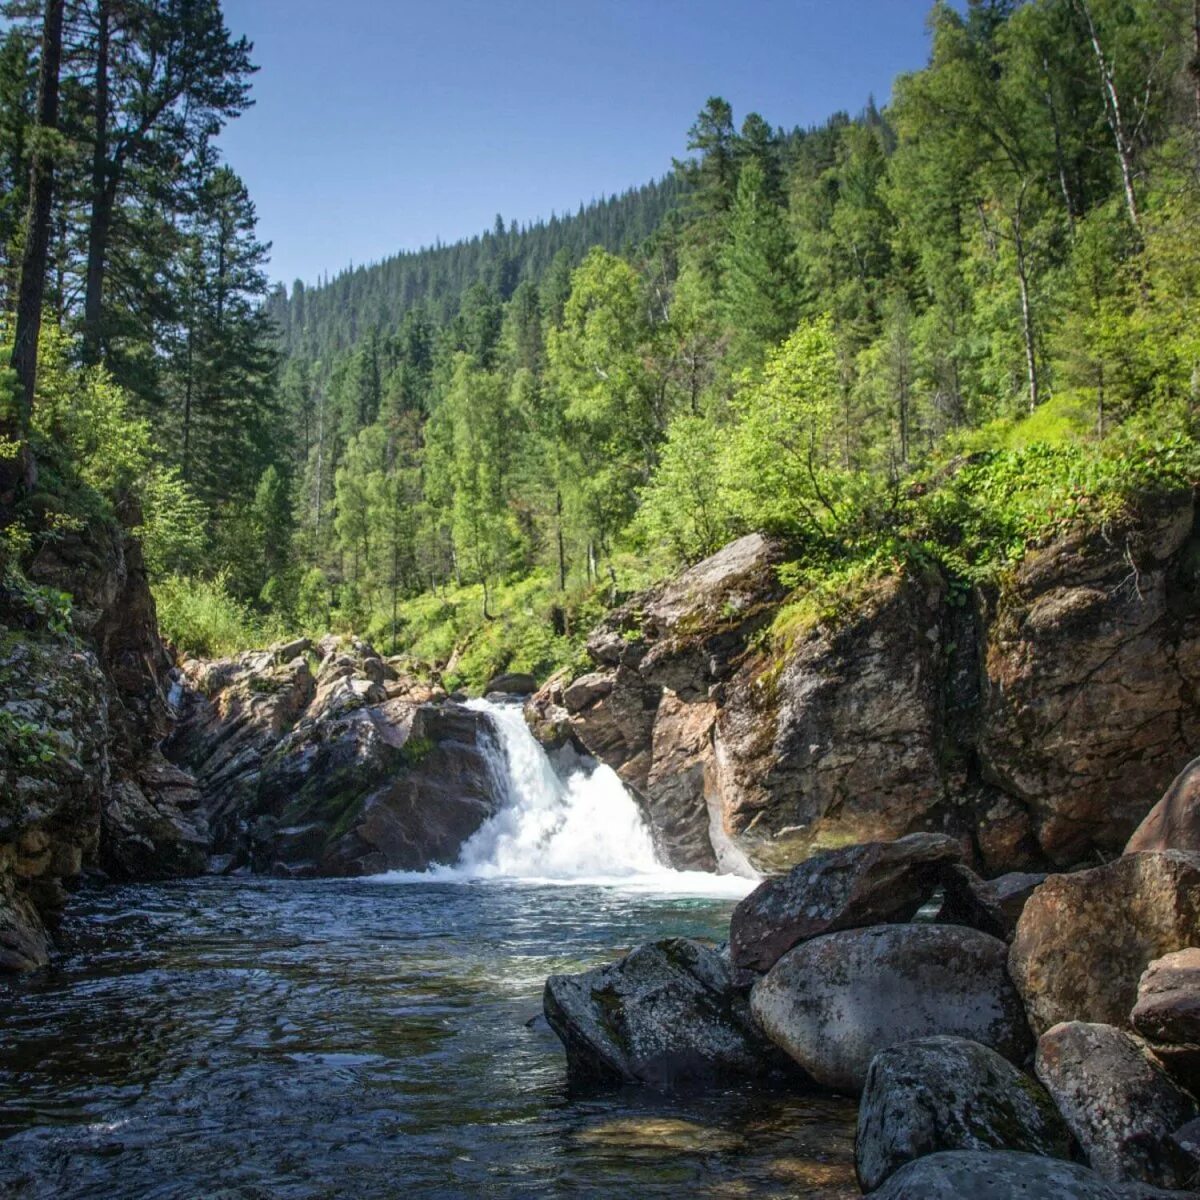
<box><xmin>101</xmin><ymin>774</ymin><xmax>207</xmax><ymax>880</ymax></box>
<box><xmin>484</xmin><ymin>671</ymin><xmax>537</xmax><ymax>696</ymax></box>
<box><xmin>1133</xmin><ymin>948</ymin><xmax>1200</xmax><ymax>1045</ymax></box>
<box><xmin>750</xmin><ymin>924</ymin><xmax>1032</xmax><ymax>1094</ymax></box>
<box><xmin>1172</xmin><ymin>1117</ymin><xmax>1200</xmax><ymax>1178</ymax></box>
<box><xmin>729</xmin><ymin>833</ymin><xmax>963</xmax><ymax>974</ymax></box>
<box><xmin>867</xmin><ymin>1150</ymin><xmax>1144</xmax><ymax>1199</ymax></box>
<box><xmin>855</xmin><ymin>1035</ymin><xmax>1073</xmax><ymax>1192</ymax></box>
<box><xmin>252</xmin><ymin>700</ymin><xmax>503</xmax><ymax>876</ymax></box>
<box><xmin>980</xmin><ymin>493</ymin><xmax>1200</xmax><ymax>866</ymax></box>
<box><xmin>556</xmin><ymin>496</ymin><xmax>1200</xmax><ymax>878</ymax></box>
<box><xmin>562</xmin><ymin>670</ymin><xmax>615</xmax><ymax>713</ymax></box>
<box><xmin>1036</xmin><ymin>1021</ymin><xmax>1197</xmax><ymax>1188</ymax></box>
<box><xmin>1128</xmin><ymin>756</ymin><xmax>1200</xmax><ymax>853</ymax></box>
<box><xmin>543</xmin><ymin>937</ymin><xmax>791</xmax><ymax>1089</ymax></box>
<box><xmin>1009</xmin><ymin>851</ymin><xmax>1200</xmax><ymax>1035</ymax></box>
<box><xmin>270</xmin><ymin>636</ymin><xmax>311</xmax><ymax>664</ymax></box>
<box><xmin>936</xmin><ymin>865</ymin><xmax>1047</xmax><ymax>941</ymax></box>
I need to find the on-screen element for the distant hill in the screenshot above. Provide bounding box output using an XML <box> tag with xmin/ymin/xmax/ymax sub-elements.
<box><xmin>266</xmin><ymin>173</ymin><xmax>685</xmax><ymax>364</ymax></box>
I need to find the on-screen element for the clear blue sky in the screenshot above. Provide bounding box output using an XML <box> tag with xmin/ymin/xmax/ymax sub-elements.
<box><xmin>217</xmin><ymin>0</ymin><xmax>945</xmax><ymax>290</ymax></box>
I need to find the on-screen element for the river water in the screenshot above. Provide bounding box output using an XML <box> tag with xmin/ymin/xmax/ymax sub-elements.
<box><xmin>0</xmin><ymin>702</ymin><xmax>858</xmax><ymax>1199</ymax></box>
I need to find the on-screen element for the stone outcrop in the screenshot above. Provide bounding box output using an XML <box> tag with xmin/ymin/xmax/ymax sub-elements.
<box><xmin>1</xmin><ymin>512</ymin><xmax>207</xmax><ymax>972</ymax></box>
<box><xmin>1035</xmin><ymin>1021</ymin><xmax>1198</xmax><ymax>1189</ymax></box>
<box><xmin>1009</xmin><ymin>851</ymin><xmax>1200</xmax><ymax>1035</ymax></box>
<box><xmin>749</xmin><ymin>924</ymin><xmax>1033</xmax><ymax>1094</ymax></box>
<box><xmin>728</xmin><ymin>832</ymin><xmax>963</xmax><ymax>974</ymax></box>
<box><xmin>1133</xmin><ymin>949</ymin><xmax>1200</xmax><ymax>1046</ymax></box>
<box><xmin>543</xmin><ymin>937</ymin><xmax>791</xmax><ymax>1089</ymax></box>
<box><xmin>167</xmin><ymin>635</ymin><xmax>504</xmax><ymax>877</ymax></box>
<box><xmin>536</xmin><ymin>494</ymin><xmax>1200</xmax><ymax>877</ymax></box>
<box><xmin>855</xmin><ymin>1036</ymin><xmax>1072</xmax><ymax>1192</ymax></box>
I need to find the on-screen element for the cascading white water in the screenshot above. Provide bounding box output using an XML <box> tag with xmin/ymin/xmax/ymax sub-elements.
<box><xmin>377</xmin><ymin>698</ymin><xmax>754</xmax><ymax>896</ymax></box>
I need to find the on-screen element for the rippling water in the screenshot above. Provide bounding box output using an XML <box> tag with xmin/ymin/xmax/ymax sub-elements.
<box><xmin>0</xmin><ymin>877</ymin><xmax>857</xmax><ymax>1199</ymax></box>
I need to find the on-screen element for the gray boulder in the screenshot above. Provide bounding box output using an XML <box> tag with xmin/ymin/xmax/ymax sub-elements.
<box><xmin>729</xmin><ymin>832</ymin><xmax>963</xmax><ymax>974</ymax></box>
<box><xmin>856</xmin><ymin>1035</ymin><xmax>1072</xmax><ymax>1192</ymax></box>
<box><xmin>750</xmin><ymin>924</ymin><xmax>1033</xmax><ymax>1094</ymax></box>
<box><xmin>867</xmin><ymin>1150</ymin><xmax>1158</xmax><ymax>1199</ymax></box>
<box><xmin>543</xmin><ymin>938</ymin><xmax>791</xmax><ymax>1089</ymax></box>
<box><xmin>1035</xmin><ymin>1021</ymin><xmax>1198</xmax><ymax>1188</ymax></box>
<box><xmin>484</xmin><ymin>672</ymin><xmax>538</xmax><ymax>696</ymax></box>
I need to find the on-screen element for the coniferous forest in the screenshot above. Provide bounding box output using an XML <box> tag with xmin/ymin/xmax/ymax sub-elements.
<box><xmin>7</xmin><ymin>5</ymin><xmax>1200</xmax><ymax>1197</ymax></box>
<box><xmin>3</xmin><ymin>0</ymin><xmax>1200</xmax><ymax>690</ymax></box>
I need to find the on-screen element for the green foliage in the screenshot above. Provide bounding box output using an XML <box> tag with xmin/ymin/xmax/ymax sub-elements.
<box><xmin>155</xmin><ymin>572</ymin><xmax>282</xmax><ymax>659</ymax></box>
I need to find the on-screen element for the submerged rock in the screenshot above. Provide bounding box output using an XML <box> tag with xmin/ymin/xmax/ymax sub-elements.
<box><xmin>543</xmin><ymin>937</ymin><xmax>790</xmax><ymax>1089</ymax></box>
<box><xmin>729</xmin><ymin>833</ymin><xmax>962</xmax><ymax>974</ymax></box>
<box><xmin>867</xmin><ymin>1150</ymin><xmax>1151</xmax><ymax>1199</ymax></box>
<box><xmin>1035</xmin><ymin>1021</ymin><xmax>1197</xmax><ymax>1188</ymax></box>
<box><xmin>1009</xmin><ymin>851</ymin><xmax>1200</xmax><ymax>1035</ymax></box>
<box><xmin>749</xmin><ymin>924</ymin><xmax>1032</xmax><ymax>1094</ymax></box>
<box><xmin>855</xmin><ymin>1035</ymin><xmax>1072</xmax><ymax>1192</ymax></box>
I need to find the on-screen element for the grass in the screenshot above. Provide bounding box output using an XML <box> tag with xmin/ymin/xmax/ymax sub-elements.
<box><xmin>155</xmin><ymin>572</ymin><xmax>288</xmax><ymax>660</ymax></box>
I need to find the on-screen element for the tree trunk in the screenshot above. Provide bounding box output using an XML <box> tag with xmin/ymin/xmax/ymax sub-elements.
<box><xmin>555</xmin><ymin>488</ymin><xmax>566</xmax><ymax>591</ymax></box>
<box><xmin>1042</xmin><ymin>54</ymin><xmax>1077</xmax><ymax>238</ymax></box>
<box><xmin>4</xmin><ymin>0</ymin><xmax>65</xmax><ymax>506</ymax></box>
<box><xmin>82</xmin><ymin>0</ymin><xmax>111</xmax><ymax>366</ymax></box>
<box><xmin>1074</xmin><ymin>0</ymin><xmax>1141</xmax><ymax>233</ymax></box>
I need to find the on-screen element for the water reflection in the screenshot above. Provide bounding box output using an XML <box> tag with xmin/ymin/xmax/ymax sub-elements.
<box><xmin>0</xmin><ymin>877</ymin><xmax>856</xmax><ymax>1198</ymax></box>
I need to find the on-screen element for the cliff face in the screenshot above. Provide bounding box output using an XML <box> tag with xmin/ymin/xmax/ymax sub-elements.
<box><xmin>531</xmin><ymin>492</ymin><xmax>1200</xmax><ymax>876</ymax></box>
<box><xmin>1</xmin><ymin>514</ymin><xmax>207</xmax><ymax>972</ymax></box>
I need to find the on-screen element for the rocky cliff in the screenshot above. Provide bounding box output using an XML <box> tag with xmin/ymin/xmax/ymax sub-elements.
<box><xmin>1</xmin><ymin>513</ymin><xmax>207</xmax><ymax>972</ymax></box>
<box><xmin>529</xmin><ymin>490</ymin><xmax>1200</xmax><ymax>876</ymax></box>
<box><xmin>165</xmin><ymin>636</ymin><xmax>505</xmax><ymax>877</ymax></box>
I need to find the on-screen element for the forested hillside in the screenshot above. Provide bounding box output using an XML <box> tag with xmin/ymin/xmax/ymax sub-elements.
<box><xmin>3</xmin><ymin>0</ymin><xmax>1200</xmax><ymax>694</ymax></box>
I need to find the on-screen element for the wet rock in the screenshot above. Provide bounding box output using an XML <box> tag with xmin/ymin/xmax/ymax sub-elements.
<box><xmin>936</xmin><ymin>866</ymin><xmax>1046</xmax><ymax>941</ymax></box>
<box><xmin>1036</xmin><ymin>1021</ymin><xmax>1197</xmax><ymax>1188</ymax></box>
<box><xmin>543</xmin><ymin>937</ymin><xmax>791</xmax><ymax>1089</ymax></box>
<box><xmin>867</xmin><ymin>1150</ymin><xmax>1146</xmax><ymax>1199</ymax></box>
<box><xmin>484</xmin><ymin>671</ymin><xmax>537</xmax><ymax>696</ymax></box>
<box><xmin>101</xmin><ymin>773</ymin><xmax>207</xmax><ymax>880</ymax></box>
<box><xmin>750</xmin><ymin>924</ymin><xmax>1032</xmax><ymax>1094</ymax></box>
<box><xmin>855</xmin><ymin>1035</ymin><xmax>1072</xmax><ymax>1192</ymax></box>
<box><xmin>729</xmin><ymin>833</ymin><xmax>963</xmax><ymax>973</ymax></box>
<box><xmin>1128</xmin><ymin>756</ymin><xmax>1200</xmax><ymax>853</ymax></box>
<box><xmin>1009</xmin><ymin>851</ymin><xmax>1200</xmax><ymax>1035</ymax></box>
<box><xmin>253</xmin><ymin>700</ymin><xmax>503</xmax><ymax>876</ymax></box>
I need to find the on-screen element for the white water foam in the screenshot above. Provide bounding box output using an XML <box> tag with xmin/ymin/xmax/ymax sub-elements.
<box><xmin>374</xmin><ymin>698</ymin><xmax>756</xmax><ymax>897</ymax></box>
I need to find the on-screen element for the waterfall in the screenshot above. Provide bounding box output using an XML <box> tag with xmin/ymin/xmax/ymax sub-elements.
<box><xmin>377</xmin><ymin>698</ymin><xmax>755</xmax><ymax>895</ymax></box>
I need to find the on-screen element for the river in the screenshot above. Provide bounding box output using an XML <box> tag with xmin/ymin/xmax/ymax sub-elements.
<box><xmin>0</xmin><ymin>702</ymin><xmax>857</xmax><ymax>1199</ymax></box>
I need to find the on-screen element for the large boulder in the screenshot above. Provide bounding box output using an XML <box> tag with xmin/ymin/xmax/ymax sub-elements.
<box><xmin>749</xmin><ymin>924</ymin><xmax>1033</xmax><ymax>1094</ymax></box>
<box><xmin>729</xmin><ymin>833</ymin><xmax>963</xmax><ymax>974</ymax></box>
<box><xmin>1035</xmin><ymin>1021</ymin><xmax>1197</xmax><ymax>1188</ymax></box>
<box><xmin>1128</xmin><ymin>757</ymin><xmax>1200</xmax><ymax>853</ymax></box>
<box><xmin>867</xmin><ymin>1150</ymin><xmax>1160</xmax><ymax>1200</ymax></box>
<box><xmin>543</xmin><ymin>938</ymin><xmax>791</xmax><ymax>1090</ymax></box>
<box><xmin>855</xmin><ymin>1035</ymin><xmax>1072</xmax><ymax>1192</ymax></box>
<box><xmin>1009</xmin><ymin>851</ymin><xmax>1200</xmax><ymax>1035</ymax></box>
